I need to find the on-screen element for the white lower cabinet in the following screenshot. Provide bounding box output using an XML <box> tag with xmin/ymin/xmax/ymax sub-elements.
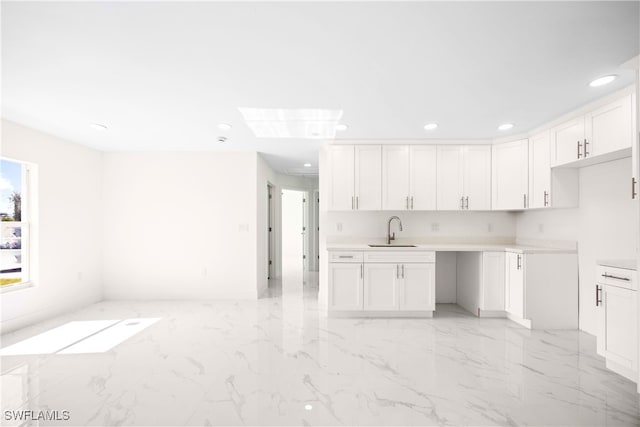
<box><xmin>328</xmin><ymin>262</ymin><xmax>363</xmax><ymax>311</ymax></box>
<box><xmin>504</xmin><ymin>251</ymin><xmax>578</xmax><ymax>329</ymax></box>
<box><xmin>505</xmin><ymin>252</ymin><xmax>524</xmax><ymax>319</ymax></box>
<box><xmin>480</xmin><ymin>251</ymin><xmax>506</xmax><ymax>315</ymax></box>
<box><xmin>363</xmin><ymin>263</ymin><xmax>399</xmax><ymax>310</ymax></box>
<box><xmin>400</xmin><ymin>263</ymin><xmax>435</xmax><ymax>311</ymax></box>
<box><xmin>596</xmin><ymin>263</ymin><xmax>637</xmax><ymax>382</ymax></box>
<box><xmin>363</xmin><ymin>259</ymin><xmax>435</xmax><ymax>311</ymax></box>
<box><xmin>330</xmin><ymin>250</ymin><xmax>435</xmax><ymax>315</ymax></box>
<box><xmin>328</xmin><ymin>252</ymin><xmax>363</xmax><ymax>311</ymax></box>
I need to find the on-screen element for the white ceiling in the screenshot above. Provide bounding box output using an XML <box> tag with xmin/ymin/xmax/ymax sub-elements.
<box><xmin>2</xmin><ymin>2</ymin><xmax>639</xmax><ymax>175</ymax></box>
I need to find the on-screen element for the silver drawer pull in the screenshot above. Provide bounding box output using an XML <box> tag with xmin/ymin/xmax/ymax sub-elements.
<box><xmin>338</xmin><ymin>255</ymin><xmax>354</xmax><ymax>259</ymax></box>
<box><xmin>602</xmin><ymin>273</ymin><xmax>630</xmax><ymax>281</ymax></box>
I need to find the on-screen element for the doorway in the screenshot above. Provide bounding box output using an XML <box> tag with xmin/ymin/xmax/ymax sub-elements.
<box><xmin>281</xmin><ymin>189</ymin><xmax>307</xmax><ymax>280</ymax></box>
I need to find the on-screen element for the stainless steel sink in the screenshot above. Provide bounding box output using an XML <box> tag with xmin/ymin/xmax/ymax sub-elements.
<box><xmin>368</xmin><ymin>244</ymin><xmax>416</xmax><ymax>248</ymax></box>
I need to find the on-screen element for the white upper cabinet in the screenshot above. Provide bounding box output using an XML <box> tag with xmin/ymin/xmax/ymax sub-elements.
<box><xmin>437</xmin><ymin>145</ymin><xmax>464</xmax><ymax>210</ymax></box>
<box><xmin>586</xmin><ymin>93</ymin><xmax>634</xmax><ymax>157</ymax></box>
<box><xmin>552</xmin><ymin>92</ymin><xmax>635</xmax><ymax>167</ymax></box>
<box><xmin>354</xmin><ymin>145</ymin><xmax>382</xmax><ymax>210</ymax></box>
<box><xmin>382</xmin><ymin>146</ymin><xmax>410</xmax><ymax>210</ymax></box>
<box><xmin>382</xmin><ymin>145</ymin><xmax>437</xmax><ymax>210</ymax></box>
<box><xmin>552</xmin><ymin>116</ymin><xmax>585</xmax><ymax>166</ymax></box>
<box><xmin>328</xmin><ymin>145</ymin><xmax>381</xmax><ymax>210</ymax></box>
<box><xmin>528</xmin><ymin>131</ymin><xmax>551</xmax><ymax>209</ymax></box>
<box><xmin>462</xmin><ymin>146</ymin><xmax>492</xmax><ymax>210</ymax></box>
<box><xmin>409</xmin><ymin>146</ymin><xmax>437</xmax><ymax>210</ymax></box>
<box><xmin>492</xmin><ymin>139</ymin><xmax>529</xmax><ymax>210</ymax></box>
<box><xmin>328</xmin><ymin>145</ymin><xmax>355</xmax><ymax>210</ymax></box>
<box><xmin>437</xmin><ymin>145</ymin><xmax>491</xmax><ymax>210</ymax></box>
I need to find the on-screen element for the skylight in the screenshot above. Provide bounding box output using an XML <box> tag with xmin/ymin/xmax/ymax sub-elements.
<box><xmin>238</xmin><ymin>108</ymin><xmax>343</xmax><ymax>139</ymax></box>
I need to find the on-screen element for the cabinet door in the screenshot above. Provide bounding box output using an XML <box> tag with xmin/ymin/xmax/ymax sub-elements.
<box><xmin>355</xmin><ymin>145</ymin><xmax>382</xmax><ymax>210</ymax></box>
<box><xmin>586</xmin><ymin>93</ymin><xmax>634</xmax><ymax>157</ymax></box>
<box><xmin>492</xmin><ymin>140</ymin><xmax>528</xmax><ymax>210</ymax></box>
<box><xmin>632</xmin><ymin>91</ymin><xmax>638</xmax><ymax>200</ymax></box>
<box><xmin>481</xmin><ymin>252</ymin><xmax>505</xmax><ymax>311</ymax></box>
<box><xmin>409</xmin><ymin>146</ymin><xmax>437</xmax><ymax>210</ymax></box>
<box><xmin>436</xmin><ymin>146</ymin><xmax>463</xmax><ymax>210</ymax></box>
<box><xmin>552</xmin><ymin>117</ymin><xmax>585</xmax><ymax>166</ymax></box>
<box><xmin>602</xmin><ymin>285</ymin><xmax>637</xmax><ymax>370</ymax></box>
<box><xmin>363</xmin><ymin>263</ymin><xmax>399</xmax><ymax>310</ymax></box>
<box><xmin>463</xmin><ymin>145</ymin><xmax>492</xmax><ymax>210</ymax></box>
<box><xmin>382</xmin><ymin>145</ymin><xmax>410</xmax><ymax>210</ymax></box>
<box><xmin>328</xmin><ymin>145</ymin><xmax>355</xmax><ymax>210</ymax></box>
<box><xmin>528</xmin><ymin>131</ymin><xmax>551</xmax><ymax>209</ymax></box>
<box><xmin>399</xmin><ymin>263</ymin><xmax>435</xmax><ymax>311</ymax></box>
<box><xmin>328</xmin><ymin>263</ymin><xmax>363</xmax><ymax>310</ymax></box>
<box><xmin>505</xmin><ymin>252</ymin><xmax>524</xmax><ymax>318</ymax></box>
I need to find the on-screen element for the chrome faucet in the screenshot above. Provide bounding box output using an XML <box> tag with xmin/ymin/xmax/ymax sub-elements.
<box><xmin>387</xmin><ymin>216</ymin><xmax>403</xmax><ymax>245</ymax></box>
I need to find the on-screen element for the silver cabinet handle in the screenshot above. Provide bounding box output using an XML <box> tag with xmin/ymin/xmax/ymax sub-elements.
<box><xmin>596</xmin><ymin>285</ymin><xmax>602</xmax><ymax>306</ymax></box>
<box><xmin>406</xmin><ymin>196</ymin><xmax>409</xmax><ymax>209</ymax></box>
<box><xmin>523</xmin><ymin>194</ymin><xmax>527</xmax><ymax>209</ymax></box>
<box><xmin>338</xmin><ymin>255</ymin><xmax>353</xmax><ymax>259</ymax></box>
<box><xmin>602</xmin><ymin>273</ymin><xmax>630</xmax><ymax>281</ymax></box>
<box><xmin>356</xmin><ymin>196</ymin><xmax>359</xmax><ymax>210</ymax></box>
<box><xmin>632</xmin><ymin>178</ymin><xmax>637</xmax><ymax>199</ymax></box>
<box><xmin>396</xmin><ymin>264</ymin><xmax>400</xmax><ymax>279</ymax></box>
<box><xmin>410</xmin><ymin>196</ymin><xmax>414</xmax><ymax>210</ymax></box>
<box><xmin>584</xmin><ymin>138</ymin><xmax>589</xmax><ymax>157</ymax></box>
<box><xmin>401</xmin><ymin>264</ymin><xmax>405</xmax><ymax>278</ymax></box>
<box><xmin>460</xmin><ymin>197</ymin><xmax>464</xmax><ymax>210</ymax></box>
<box><xmin>517</xmin><ymin>254</ymin><xmax>522</xmax><ymax>270</ymax></box>
<box><xmin>360</xmin><ymin>264</ymin><xmax>363</xmax><ymax>279</ymax></box>
<box><xmin>544</xmin><ymin>191</ymin><xmax>549</xmax><ymax>207</ymax></box>
<box><xmin>577</xmin><ymin>140</ymin><xmax>582</xmax><ymax>159</ymax></box>
<box><xmin>351</xmin><ymin>196</ymin><xmax>354</xmax><ymax>210</ymax></box>
<box><xmin>465</xmin><ymin>196</ymin><xmax>469</xmax><ymax>210</ymax></box>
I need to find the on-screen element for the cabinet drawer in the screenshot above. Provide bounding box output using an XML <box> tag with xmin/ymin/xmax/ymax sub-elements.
<box><xmin>596</xmin><ymin>265</ymin><xmax>637</xmax><ymax>290</ymax></box>
<box><xmin>364</xmin><ymin>251</ymin><xmax>435</xmax><ymax>263</ymax></box>
<box><xmin>328</xmin><ymin>251</ymin><xmax>364</xmax><ymax>263</ymax></box>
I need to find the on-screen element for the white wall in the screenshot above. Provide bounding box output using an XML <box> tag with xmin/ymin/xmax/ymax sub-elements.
<box><xmin>517</xmin><ymin>157</ymin><xmax>638</xmax><ymax>335</ymax></box>
<box><xmin>102</xmin><ymin>151</ymin><xmax>259</xmax><ymax>300</ymax></box>
<box><xmin>324</xmin><ymin>210</ymin><xmax>517</xmax><ymax>242</ymax></box>
<box><xmin>1</xmin><ymin>120</ymin><xmax>103</xmax><ymax>333</ymax></box>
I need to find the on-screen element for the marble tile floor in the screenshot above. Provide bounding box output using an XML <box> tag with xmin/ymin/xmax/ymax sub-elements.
<box><xmin>1</xmin><ymin>274</ymin><xmax>639</xmax><ymax>427</ymax></box>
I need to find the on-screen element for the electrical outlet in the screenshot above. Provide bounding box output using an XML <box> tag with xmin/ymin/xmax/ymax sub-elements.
<box><xmin>336</xmin><ymin>222</ymin><xmax>343</xmax><ymax>232</ymax></box>
<box><xmin>538</xmin><ymin>223</ymin><xmax>544</xmax><ymax>233</ymax></box>
<box><xmin>431</xmin><ymin>223</ymin><xmax>439</xmax><ymax>232</ymax></box>
<box><xmin>202</xmin><ymin>268</ymin><xmax>208</xmax><ymax>277</ymax></box>
<box><xmin>487</xmin><ymin>223</ymin><xmax>493</xmax><ymax>233</ymax></box>
<box><xmin>239</xmin><ymin>223</ymin><xmax>249</xmax><ymax>232</ymax></box>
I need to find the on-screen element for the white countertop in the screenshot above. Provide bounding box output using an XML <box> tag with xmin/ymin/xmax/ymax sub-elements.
<box><xmin>326</xmin><ymin>241</ymin><xmax>576</xmax><ymax>254</ymax></box>
<box><xmin>597</xmin><ymin>259</ymin><xmax>637</xmax><ymax>270</ymax></box>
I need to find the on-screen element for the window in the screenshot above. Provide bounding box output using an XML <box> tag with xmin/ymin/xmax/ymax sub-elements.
<box><xmin>1</xmin><ymin>158</ymin><xmax>31</xmax><ymax>291</ymax></box>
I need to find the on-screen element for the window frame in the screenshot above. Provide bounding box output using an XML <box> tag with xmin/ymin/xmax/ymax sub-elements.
<box><xmin>1</xmin><ymin>158</ymin><xmax>33</xmax><ymax>293</ymax></box>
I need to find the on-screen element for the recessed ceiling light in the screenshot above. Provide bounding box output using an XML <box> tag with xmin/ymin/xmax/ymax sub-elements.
<box><xmin>304</xmin><ymin>404</ymin><xmax>313</xmax><ymax>411</ymax></box>
<box><xmin>218</xmin><ymin>123</ymin><xmax>232</xmax><ymax>131</ymax></box>
<box><xmin>91</xmin><ymin>123</ymin><xmax>108</xmax><ymax>132</ymax></box>
<box><xmin>303</xmin><ymin>163</ymin><xmax>312</xmax><ymax>167</ymax></box>
<box><xmin>498</xmin><ymin>123</ymin><xmax>514</xmax><ymax>131</ymax></box>
<box><xmin>423</xmin><ymin>123</ymin><xmax>438</xmax><ymax>131</ymax></box>
<box><xmin>589</xmin><ymin>75</ymin><xmax>617</xmax><ymax>87</ymax></box>
<box><xmin>336</xmin><ymin>124</ymin><xmax>348</xmax><ymax>131</ymax></box>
